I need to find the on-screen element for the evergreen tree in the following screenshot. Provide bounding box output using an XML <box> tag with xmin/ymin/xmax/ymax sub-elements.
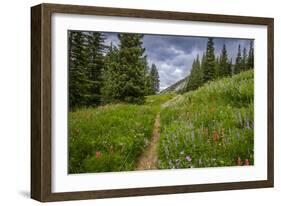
<box><xmin>103</xmin><ymin>34</ymin><xmax>146</xmax><ymax>104</ymax></box>
<box><xmin>214</xmin><ymin>56</ymin><xmax>220</xmax><ymax>79</ymax></box>
<box><xmin>68</xmin><ymin>31</ymin><xmax>91</xmax><ymax>110</ymax></box>
<box><xmin>186</xmin><ymin>55</ymin><xmax>202</xmax><ymax>91</ymax></box>
<box><xmin>234</xmin><ymin>44</ymin><xmax>242</xmax><ymax>74</ymax></box>
<box><xmin>143</xmin><ymin>58</ymin><xmax>153</xmax><ymax>95</ymax></box>
<box><xmin>241</xmin><ymin>47</ymin><xmax>248</xmax><ymax>71</ymax></box>
<box><xmin>85</xmin><ymin>32</ymin><xmax>105</xmax><ymax>106</ymax></box>
<box><xmin>101</xmin><ymin>44</ymin><xmax>121</xmax><ymax>103</ymax></box>
<box><xmin>218</xmin><ymin>44</ymin><xmax>231</xmax><ymax>77</ymax></box>
<box><xmin>247</xmin><ymin>41</ymin><xmax>254</xmax><ymax>69</ymax></box>
<box><xmin>203</xmin><ymin>38</ymin><xmax>216</xmax><ymax>82</ymax></box>
<box><xmin>150</xmin><ymin>64</ymin><xmax>160</xmax><ymax>94</ymax></box>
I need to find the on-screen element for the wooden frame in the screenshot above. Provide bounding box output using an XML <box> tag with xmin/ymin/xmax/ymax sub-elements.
<box><xmin>31</xmin><ymin>3</ymin><xmax>274</xmax><ymax>202</ymax></box>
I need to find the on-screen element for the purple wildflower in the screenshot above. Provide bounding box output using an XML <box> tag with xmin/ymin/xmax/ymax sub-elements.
<box><xmin>185</xmin><ymin>156</ymin><xmax>192</xmax><ymax>162</ymax></box>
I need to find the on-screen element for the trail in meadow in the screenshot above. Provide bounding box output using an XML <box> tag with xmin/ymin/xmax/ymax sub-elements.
<box><xmin>136</xmin><ymin>95</ymin><xmax>183</xmax><ymax>170</ymax></box>
<box><xmin>136</xmin><ymin>112</ymin><xmax>161</xmax><ymax>170</ymax></box>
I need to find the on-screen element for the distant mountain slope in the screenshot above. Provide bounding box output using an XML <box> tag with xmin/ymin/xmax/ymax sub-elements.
<box><xmin>160</xmin><ymin>76</ymin><xmax>188</xmax><ymax>94</ymax></box>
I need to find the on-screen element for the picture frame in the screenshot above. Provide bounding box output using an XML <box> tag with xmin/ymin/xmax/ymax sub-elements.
<box><xmin>31</xmin><ymin>3</ymin><xmax>274</xmax><ymax>202</ymax></box>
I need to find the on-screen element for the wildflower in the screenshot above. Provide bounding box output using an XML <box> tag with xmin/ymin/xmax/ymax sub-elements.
<box><xmin>186</xmin><ymin>156</ymin><xmax>192</xmax><ymax>162</ymax></box>
<box><xmin>95</xmin><ymin>151</ymin><xmax>102</xmax><ymax>158</ymax></box>
<box><xmin>180</xmin><ymin>151</ymin><xmax>184</xmax><ymax>155</ymax></box>
<box><xmin>244</xmin><ymin>159</ymin><xmax>250</xmax><ymax>165</ymax></box>
<box><xmin>213</xmin><ymin>130</ymin><xmax>219</xmax><ymax>142</ymax></box>
<box><xmin>237</xmin><ymin>157</ymin><xmax>243</xmax><ymax>166</ymax></box>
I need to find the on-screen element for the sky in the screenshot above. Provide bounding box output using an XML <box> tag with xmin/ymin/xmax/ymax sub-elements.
<box><xmin>104</xmin><ymin>32</ymin><xmax>253</xmax><ymax>91</ymax></box>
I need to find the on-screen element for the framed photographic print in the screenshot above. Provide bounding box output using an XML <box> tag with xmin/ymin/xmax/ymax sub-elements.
<box><xmin>31</xmin><ymin>3</ymin><xmax>274</xmax><ymax>202</ymax></box>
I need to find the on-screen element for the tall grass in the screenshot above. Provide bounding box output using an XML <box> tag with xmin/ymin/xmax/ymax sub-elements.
<box><xmin>158</xmin><ymin>70</ymin><xmax>254</xmax><ymax>169</ymax></box>
<box><xmin>69</xmin><ymin>94</ymin><xmax>175</xmax><ymax>173</ymax></box>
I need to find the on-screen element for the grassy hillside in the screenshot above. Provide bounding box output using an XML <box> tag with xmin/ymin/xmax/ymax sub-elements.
<box><xmin>158</xmin><ymin>70</ymin><xmax>254</xmax><ymax>169</ymax></box>
<box><xmin>69</xmin><ymin>94</ymin><xmax>175</xmax><ymax>173</ymax></box>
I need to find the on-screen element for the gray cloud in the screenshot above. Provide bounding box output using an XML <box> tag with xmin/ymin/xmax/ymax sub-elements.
<box><xmin>103</xmin><ymin>32</ymin><xmax>252</xmax><ymax>91</ymax></box>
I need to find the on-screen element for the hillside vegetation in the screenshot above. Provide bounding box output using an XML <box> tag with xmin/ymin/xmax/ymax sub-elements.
<box><xmin>158</xmin><ymin>70</ymin><xmax>254</xmax><ymax>169</ymax></box>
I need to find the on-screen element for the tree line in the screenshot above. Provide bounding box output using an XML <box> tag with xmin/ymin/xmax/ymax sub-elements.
<box><xmin>68</xmin><ymin>31</ymin><xmax>160</xmax><ymax>110</ymax></box>
<box><xmin>184</xmin><ymin>38</ymin><xmax>254</xmax><ymax>92</ymax></box>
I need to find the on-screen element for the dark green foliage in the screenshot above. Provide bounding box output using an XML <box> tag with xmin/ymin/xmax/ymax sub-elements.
<box><xmin>234</xmin><ymin>44</ymin><xmax>242</xmax><ymax>74</ymax></box>
<box><xmin>68</xmin><ymin>31</ymin><xmax>106</xmax><ymax>110</ymax></box>
<box><xmin>85</xmin><ymin>32</ymin><xmax>105</xmax><ymax>107</ymax></box>
<box><xmin>241</xmin><ymin>47</ymin><xmax>248</xmax><ymax>71</ymax></box>
<box><xmin>247</xmin><ymin>41</ymin><xmax>254</xmax><ymax>69</ymax></box>
<box><xmin>218</xmin><ymin>44</ymin><xmax>232</xmax><ymax>77</ymax></box>
<box><xmin>214</xmin><ymin>56</ymin><xmax>220</xmax><ymax>79</ymax></box>
<box><xmin>69</xmin><ymin>31</ymin><xmax>91</xmax><ymax>110</ymax></box>
<box><xmin>149</xmin><ymin>64</ymin><xmax>160</xmax><ymax>94</ymax></box>
<box><xmin>185</xmin><ymin>55</ymin><xmax>203</xmax><ymax>91</ymax></box>
<box><xmin>102</xmin><ymin>34</ymin><xmax>147</xmax><ymax>104</ymax></box>
<box><xmin>203</xmin><ymin>38</ymin><xmax>216</xmax><ymax>82</ymax></box>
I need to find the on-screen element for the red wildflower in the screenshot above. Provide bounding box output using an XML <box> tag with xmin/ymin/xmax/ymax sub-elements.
<box><xmin>213</xmin><ymin>130</ymin><xmax>219</xmax><ymax>142</ymax></box>
<box><xmin>244</xmin><ymin>159</ymin><xmax>250</xmax><ymax>166</ymax></box>
<box><xmin>237</xmin><ymin>157</ymin><xmax>243</xmax><ymax>166</ymax></box>
<box><xmin>95</xmin><ymin>151</ymin><xmax>102</xmax><ymax>158</ymax></box>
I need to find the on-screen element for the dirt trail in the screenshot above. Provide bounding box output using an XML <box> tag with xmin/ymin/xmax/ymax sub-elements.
<box><xmin>136</xmin><ymin>113</ymin><xmax>161</xmax><ymax>170</ymax></box>
<box><xmin>136</xmin><ymin>95</ymin><xmax>184</xmax><ymax>170</ymax></box>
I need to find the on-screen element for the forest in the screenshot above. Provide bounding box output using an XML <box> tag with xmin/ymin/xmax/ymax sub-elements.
<box><xmin>68</xmin><ymin>31</ymin><xmax>254</xmax><ymax>173</ymax></box>
<box><xmin>68</xmin><ymin>31</ymin><xmax>160</xmax><ymax>110</ymax></box>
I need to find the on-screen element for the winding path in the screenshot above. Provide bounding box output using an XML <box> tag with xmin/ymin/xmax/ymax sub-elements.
<box><xmin>136</xmin><ymin>113</ymin><xmax>161</xmax><ymax>170</ymax></box>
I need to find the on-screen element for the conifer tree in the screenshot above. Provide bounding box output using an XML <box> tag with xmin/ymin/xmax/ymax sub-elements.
<box><xmin>203</xmin><ymin>38</ymin><xmax>216</xmax><ymax>82</ymax></box>
<box><xmin>218</xmin><ymin>44</ymin><xmax>231</xmax><ymax>77</ymax></box>
<box><xmin>68</xmin><ymin>31</ymin><xmax>91</xmax><ymax>110</ymax></box>
<box><xmin>234</xmin><ymin>44</ymin><xmax>242</xmax><ymax>74</ymax></box>
<box><xmin>186</xmin><ymin>55</ymin><xmax>202</xmax><ymax>91</ymax></box>
<box><xmin>102</xmin><ymin>34</ymin><xmax>146</xmax><ymax>104</ymax></box>
<box><xmin>150</xmin><ymin>64</ymin><xmax>160</xmax><ymax>94</ymax></box>
<box><xmin>85</xmin><ymin>32</ymin><xmax>105</xmax><ymax>106</ymax></box>
<box><xmin>241</xmin><ymin>47</ymin><xmax>248</xmax><ymax>71</ymax></box>
<box><xmin>214</xmin><ymin>56</ymin><xmax>220</xmax><ymax>79</ymax></box>
<box><xmin>247</xmin><ymin>41</ymin><xmax>254</xmax><ymax>69</ymax></box>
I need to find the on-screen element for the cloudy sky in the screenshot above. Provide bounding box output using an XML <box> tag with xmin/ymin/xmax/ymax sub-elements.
<box><xmin>104</xmin><ymin>32</ymin><xmax>253</xmax><ymax>91</ymax></box>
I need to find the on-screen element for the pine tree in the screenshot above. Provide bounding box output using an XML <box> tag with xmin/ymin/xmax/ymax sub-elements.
<box><xmin>68</xmin><ymin>31</ymin><xmax>91</xmax><ymax>110</ymax></box>
<box><xmin>101</xmin><ymin>44</ymin><xmax>121</xmax><ymax>103</ymax></box>
<box><xmin>143</xmin><ymin>58</ymin><xmax>153</xmax><ymax>95</ymax></box>
<box><xmin>218</xmin><ymin>44</ymin><xmax>231</xmax><ymax>77</ymax></box>
<box><xmin>150</xmin><ymin>64</ymin><xmax>160</xmax><ymax>94</ymax></box>
<box><xmin>247</xmin><ymin>41</ymin><xmax>254</xmax><ymax>69</ymax></box>
<box><xmin>234</xmin><ymin>44</ymin><xmax>242</xmax><ymax>74</ymax></box>
<box><xmin>241</xmin><ymin>47</ymin><xmax>248</xmax><ymax>71</ymax></box>
<box><xmin>102</xmin><ymin>33</ymin><xmax>146</xmax><ymax>104</ymax></box>
<box><xmin>186</xmin><ymin>55</ymin><xmax>202</xmax><ymax>91</ymax></box>
<box><xmin>85</xmin><ymin>32</ymin><xmax>105</xmax><ymax>106</ymax></box>
<box><xmin>203</xmin><ymin>38</ymin><xmax>216</xmax><ymax>82</ymax></box>
<box><xmin>214</xmin><ymin>56</ymin><xmax>220</xmax><ymax>79</ymax></box>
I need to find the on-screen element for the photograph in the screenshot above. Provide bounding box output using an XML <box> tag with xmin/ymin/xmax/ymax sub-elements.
<box><xmin>68</xmin><ymin>31</ymin><xmax>254</xmax><ymax>174</ymax></box>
